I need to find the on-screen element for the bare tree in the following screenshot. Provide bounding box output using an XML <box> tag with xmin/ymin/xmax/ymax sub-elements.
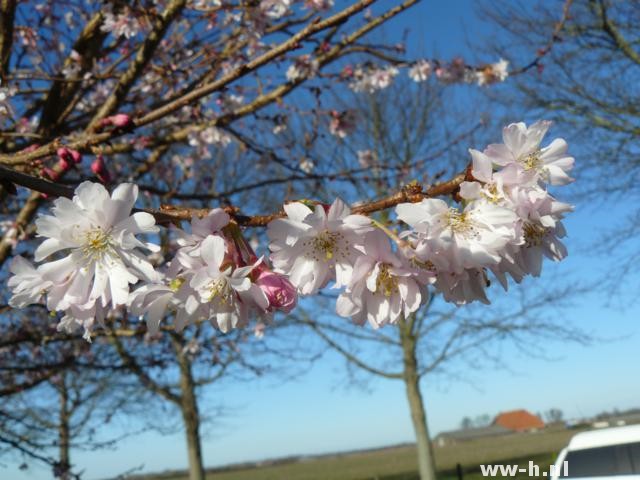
<box><xmin>288</xmin><ymin>77</ymin><xmax>589</xmax><ymax>480</ymax></box>
<box><xmin>0</xmin><ymin>308</ymin><xmax>143</xmax><ymax>479</ymax></box>
<box><xmin>479</xmin><ymin>0</ymin><xmax>640</xmax><ymax>288</ymax></box>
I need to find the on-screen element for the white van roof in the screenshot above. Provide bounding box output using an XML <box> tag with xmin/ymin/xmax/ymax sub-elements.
<box><xmin>568</xmin><ymin>424</ymin><xmax>640</xmax><ymax>451</ymax></box>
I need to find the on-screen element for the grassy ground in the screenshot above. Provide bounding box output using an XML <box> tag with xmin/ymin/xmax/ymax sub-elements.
<box><xmin>136</xmin><ymin>427</ymin><xmax>576</xmax><ymax>480</ymax></box>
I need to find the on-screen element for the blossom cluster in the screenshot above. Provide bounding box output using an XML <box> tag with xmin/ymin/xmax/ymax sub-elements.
<box><xmin>340</xmin><ymin>58</ymin><xmax>509</xmax><ymax>94</ymax></box>
<box><xmin>8</xmin><ymin>121</ymin><xmax>573</xmax><ymax>338</ymax></box>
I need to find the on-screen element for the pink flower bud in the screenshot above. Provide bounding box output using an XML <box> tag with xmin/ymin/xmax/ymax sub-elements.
<box><xmin>68</xmin><ymin>149</ymin><xmax>82</xmax><ymax>164</ymax></box>
<box><xmin>57</xmin><ymin>158</ymin><xmax>71</xmax><ymax>171</ymax></box>
<box><xmin>256</xmin><ymin>271</ymin><xmax>297</xmax><ymax>313</ymax></box>
<box><xmin>99</xmin><ymin>114</ymin><xmax>133</xmax><ymax>131</ymax></box>
<box><xmin>42</xmin><ymin>167</ymin><xmax>59</xmax><ymax>181</ymax></box>
<box><xmin>110</xmin><ymin>113</ymin><xmax>132</xmax><ymax>128</ymax></box>
<box><xmin>56</xmin><ymin>147</ymin><xmax>82</xmax><ymax>167</ymax></box>
<box><xmin>91</xmin><ymin>155</ymin><xmax>111</xmax><ymax>183</ymax></box>
<box><xmin>90</xmin><ymin>157</ymin><xmax>102</xmax><ymax>174</ymax></box>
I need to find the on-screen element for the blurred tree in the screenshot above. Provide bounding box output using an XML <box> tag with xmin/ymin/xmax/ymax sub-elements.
<box><xmin>474</xmin><ymin>414</ymin><xmax>491</xmax><ymax>428</ymax></box>
<box><xmin>480</xmin><ymin>0</ymin><xmax>640</xmax><ymax>288</ymax></box>
<box><xmin>460</xmin><ymin>417</ymin><xmax>473</xmax><ymax>430</ymax></box>
<box><xmin>0</xmin><ymin>308</ymin><xmax>141</xmax><ymax>479</ymax></box>
<box><xmin>545</xmin><ymin>408</ymin><xmax>564</xmax><ymax>424</ymax></box>
<box><xmin>291</xmin><ymin>77</ymin><xmax>589</xmax><ymax>480</ymax></box>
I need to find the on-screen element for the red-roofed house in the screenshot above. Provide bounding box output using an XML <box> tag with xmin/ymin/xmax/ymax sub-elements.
<box><xmin>493</xmin><ymin>410</ymin><xmax>545</xmax><ymax>432</ymax></box>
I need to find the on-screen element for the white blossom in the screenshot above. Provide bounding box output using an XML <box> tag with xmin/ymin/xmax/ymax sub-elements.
<box><xmin>349</xmin><ymin>65</ymin><xmax>399</xmax><ymax>93</ymax></box>
<box><xmin>357</xmin><ymin>150</ymin><xmax>376</xmax><ymax>168</ymax></box>
<box><xmin>260</xmin><ymin>0</ymin><xmax>291</xmax><ymax>19</ymax></box>
<box><xmin>336</xmin><ymin>231</ymin><xmax>423</xmax><ymax>328</ymax></box>
<box><xmin>101</xmin><ymin>8</ymin><xmax>142</xmax><ymax>39</ymax></box>
<box><xmin>286</xmin><ymin>54</ymin><xmax>319</xmax><ymax>81</ymax></box>
<box><xmin>476</xmin><ymin>58</ymin><xmax>509</xmax><ymax>86</ymax></box>
<box><xmin>485</xmin><ymin>120</ymin><xmax>575</xmax><ymax>186</ymax></box>
<box><xmin>8</xmin><ymin>182</ymin><xmax>159</xmax><ymax>339</ymax></box>
<box><xmin>299</xmin><ymin>158</ymin><xmax>315</xmax><ymax>173</ymax></box>
<box><xmin>329</xmin><ymin>110</ymin><xmax>357</xmax><ymax>138</ymax></box>
<box><xmin>408</xmin><ymin>60</ymin><xmax>432</xmax><ymax>82</ymax></box>
<box><xmin>396</xmin><ymin>198</ymin><xmax>518</xmax><ymax>274</ymax></box>
<box><xmin>189</xmin><ymin>235</ymin><xmax>268</xmax><ymax>332</ymax></box>
<box><xmin>305</xmin><ymin>0</ymin><xmax>334</xmax><ymax>9</ymax></box>
<box><xmin>7</xmin><ymin>256</ymin><xmax>52</xmax><ymax>308</ymax></box>
<box><xmin>0</xmin><ymin>80</ymin><xmax>16</xmax><ymax>121</ymax></box>
<box><xmin>267</xmin><ymin>198</ymin><xmax>372</xmax><ymax>295</ymax></box>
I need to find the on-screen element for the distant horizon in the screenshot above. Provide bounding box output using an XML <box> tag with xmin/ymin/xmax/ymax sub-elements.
<box><xmin>117</xmin><ymin>405</ymin><xmax>640</xmax><ymax>479</ymax></box>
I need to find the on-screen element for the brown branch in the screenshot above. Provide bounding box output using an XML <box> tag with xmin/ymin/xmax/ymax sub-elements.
<box><xmin>0</xmin><ymin>162</ymin><xmax>468</xmax><ymax>227</ymax></box>
<box><xmin>108</xmin><ymin>331</ymin><xmax>182</xmax><ymax>405</ymax></box>
<box><xmin>0</xmin><ymin>0</ymin><xmax>379</xmax><ymax>166</ymax></box>
<box><xmin>511</xmin><ymin>0</ymin><xmax>574</xmax><ymax>75</ymax></box>
<box><xmin>302</xmin><ymin>317</ymin><xmax>403</xmax><ymax>379</ymax></box>
<box><xmin>0</xmin><ymin>0</ymin><xmax>16</xmax><ymax>81</ymax></box>
<box><xmin>87</xmin><ymin>0</ymin><xmax>188</xmax><ymax>129</ymax></box>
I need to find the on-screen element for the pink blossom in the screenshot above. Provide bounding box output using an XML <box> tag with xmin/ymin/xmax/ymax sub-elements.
<box><xmin>42</xmin><ymin>167</ymin><xmax>60</xmax><ymax>181</ymax></box>
<box><xmin>256</xmin><ymin>270</ymin><xmax>297</xmax><ymax>313</ymax></box>
<box><xmin>57</xmin><ymin>147</ymin><xmax>82</xmax><ymax>165</ymax></box>
<box><xmin>329</xmin><ymin>110</ymin><xmax>357</xmax><ymax>138</ymax></box>
<box><xmin>91</xmin><ymin>155</ymin><xmax>111</xmax><ymax>183</ymax></box>
<box><xmin>104</xmin><ymin>113</ymin><xmax>133</xmax><ymax>128</ymax></box>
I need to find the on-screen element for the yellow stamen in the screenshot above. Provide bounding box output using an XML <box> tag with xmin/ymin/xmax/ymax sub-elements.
<box><xmin>375</xmin><ymin>264</ymin><xmax>398</xmax><ymax>297</ymax></box>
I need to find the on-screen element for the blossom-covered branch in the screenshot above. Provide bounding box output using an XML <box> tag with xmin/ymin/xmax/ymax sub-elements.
<box><xmin>7</xmin><ymin>121</ymin><xmax>575</xmax><ymax>341</ymax></box>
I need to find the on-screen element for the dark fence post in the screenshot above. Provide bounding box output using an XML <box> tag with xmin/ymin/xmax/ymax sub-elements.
<box><xmin>456</xmin><ymin>462</ymin><xmax>463</xmax><ymax>480</ymax></box>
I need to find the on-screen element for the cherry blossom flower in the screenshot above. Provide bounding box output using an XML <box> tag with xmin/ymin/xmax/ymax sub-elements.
<box><xmin>435</xmin><ymin>57</ymin><xmax>467</xmax><ymax>83</ymax></box>
<box><xmin>305</xmin><ymin>0</ymin><xmax>334</xmax><ymax>10</ymax></box>
<box><xmin>173</xmin><ymin>208</ymin><xmax>230</xmax><ymax>260</ymax></box>
<box><xmin>0</xmin><ymin>80</ymin><xmax>16</xmax><ymax>121</ymax></box>
<box><xmin>286</xmin><ymin>54</ymin><xmax>319</xmax><ymax>81</ymax></box>
<box><xmin>129</xmin><ymin>283</ymin><xmax>177</xmax><ymax>334</ymax></box>
<box><xmin>132</xmin><ymin>210</ymin><xmax>274</xmax><ymax>333</ymax></box>
<box><xmin>349</xmin><ymin>65</ymin><xmax>399</xmax><ymax>93</ymax></box>
<box><xmin>189</xmin><ymin>235</ymin><xmax>268</xmax><ymax>332</ymax></box>
<box><xmin>396</xmin><ymin>198</ymin><xmax>518</xmax><ymax>274</ymax></box>
<box><xmin>61</xmin><ymin>50</ymin><xmax>82</xmax><ymax>79</ymax></box>
<box><xmin>267</xmin><ymin>198</ymin><xmax>372</xmax><ymax>295</ymax></box>
<box><xmin>255</xmin><ymin>270</ymin><xmax>298</xmax><ymax>313</ymax></box>
<box><xmin>190</xmin><ymin>0</ymin><xmax>222</xmax><ymax>9</ymax></box>
<box><xmin>101</xmin><ymin>8</ymin><xmax>142</xmax><ymax>39</ymax></box>
<box><xmin>188</xmin><ymin>126</ymin><xmax>232</xmax><ymax>157</ymax></box>
<box><xmin>7</xmin><ymin>256</ymin><xmax>52</xmax><ymax>308</ymax></box>
<box><xmin>357</xmin><ymin>149</ymin><xmax>376</xmax><ymax>168</ymax></box>
<box><xmin>329</xmin><ymin>110</ymin><xmax>357</xmax><ymax>138</ymax></box>
<box><xmin>475</xmin><ymin>58</ymin><xmax>509</xmax><ymax>86</ymax></box>
<box><xmin>484</xmin><ymin>120</ymin><xmax>575</xmax><ymax>186</ymax></box>
<box><xmin>408</xmin><ymin>60</ymin><xmax>432</xmax><ymax>82</ymax></box>
<box><xmin>260</xmin><ymin>0</ymin><xmax>291</xmax><ymax>19</ymax></box>
<box><xmin>7</xmin><ymin>182</ymin><xmax>159</xmax><ymax>339</ymax></box>
<box><xmin>336</xmin><ymin>231</ymin><xmax>423</xmax><ymax>327</ymax></box>
<box><xmin>299</xmin><ymin>158</ymin><xmax>315</xmax><ymax>173</ymax></box>
<box><xmin>507</xmin><ymin>186</ymin><xmax>572</xmax><ymax>277</ymax></box>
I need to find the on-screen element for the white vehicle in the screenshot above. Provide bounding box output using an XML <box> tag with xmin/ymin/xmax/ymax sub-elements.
<box><xmin>552</xmin><ymin>424</ymin><xmax>640</xmax><ymax>479</ymax></box>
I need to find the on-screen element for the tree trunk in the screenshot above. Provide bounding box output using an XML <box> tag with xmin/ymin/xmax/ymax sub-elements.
<box><xmin>399</xmin><ymin>318</ymin><xmax>437</xmax><ymax>480</ymax></box>
<box><xmin>58</xmin><ymin>372</ymin><xmax>71</xmax><ymax>480</ymax></box>
<box><xmin>174</xmin><ymin>337</ymin><xmax>206</xmax><ymax>480</ymax></box>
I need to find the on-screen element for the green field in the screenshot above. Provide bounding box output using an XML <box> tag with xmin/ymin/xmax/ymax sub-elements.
<box><xmin>134</xmin><ymin>427</ymin><xmax>577</xmax><ymax>480</ymax></box>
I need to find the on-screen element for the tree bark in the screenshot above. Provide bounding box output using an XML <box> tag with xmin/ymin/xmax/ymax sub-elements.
<box><xmin>58</xmin><ymin>372</ymin><xmax>71</xmax><ymax>480</ymax></box>
<box><xmin>399</xmin><ymin>317</ymin><xmax>437</xmax><ymax>480</ymax></box>
<box><xmin>174</xmin><ymin>337</ymin><xmax>205</xmax><ymax>480</ymax></box>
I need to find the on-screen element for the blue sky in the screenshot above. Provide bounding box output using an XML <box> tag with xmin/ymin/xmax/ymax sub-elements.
<box><xmin>6</xmin><ymin>1</ymin><xmax>640</xmax><ymax>479</ymax></box>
